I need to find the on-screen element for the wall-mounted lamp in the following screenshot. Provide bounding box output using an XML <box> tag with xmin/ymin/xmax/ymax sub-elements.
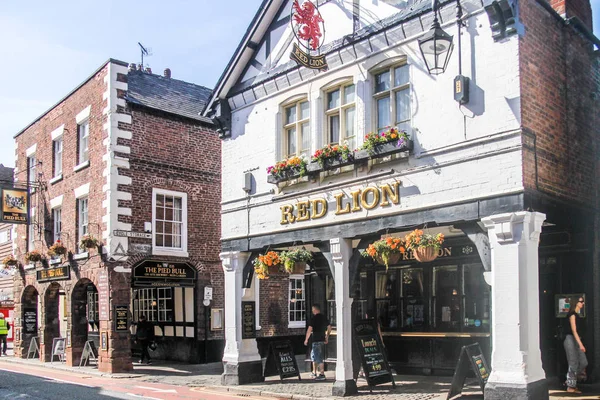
<box><xmin>418</xmin><ymin>0</ymin><xmax>454</xmax><ymax>75</ymax></box>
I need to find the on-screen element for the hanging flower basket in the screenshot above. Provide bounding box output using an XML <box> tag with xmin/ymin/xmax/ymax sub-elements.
<box><xmin>404</xmin><ymin>229</ymin><xmax>445</xmax><ymax>264</ymax></box>
<box><xmin>2</xmin><ymin>255</ymin><xmax>18</xmax><ymax>267</ymax></box>
<box><xmin>253</xmin><ymin>251</ymin><xmax>281</xmax><ymax>280</ymax></box>
<box><xmin>280</xmin><ymin>248</ymin><xmax>313</xmax><ymax>274</ymax></box>
<box><xmin>361</xmin><ymin>237</ymin><xmax>405</xmax><ymax>270</ymax></box>
<box><xmin>414</xmin><ymin>247</ymin><xmax>438</xmax><ymax>263</ymax></box>
<box><xmin>25</xmin><ymin>250</ymin><xmax>43</xmax><ymax>264</ymax></box>
<box><xmin>47</xmin><ymin>240</ymin><xmax>68</xmax><ymax>257</ymax></box>
<box><xmin>79</xmin><ymin>235</ymin><xmax>101</xmax><ymax>250</ymax></box>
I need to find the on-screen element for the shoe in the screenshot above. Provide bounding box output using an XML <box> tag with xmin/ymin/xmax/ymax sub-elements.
<box><xmin>310</xmin><ymin>372</ymin><xmax>317</xmax><ymax>378</ymax></box>
<box><xmin>138</xmin><ymin>360</ymin><xmax>144</xmax><ymax>364</ymax></box>
<box><xmin>567</xmin><ymin>387</ymin><xmax>582</xmax><ymax>394</ymax></box>
<box><xmin>146</xmin><ymin>360</ymin><xmax>152</xmax><ymax>365</ymax></box>
<box><xmin>315</xmin><ymin>374</ymin><xmax>326</xmax><ymax>381</ymax></box>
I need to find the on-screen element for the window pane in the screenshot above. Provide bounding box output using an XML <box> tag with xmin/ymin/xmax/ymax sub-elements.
<box><xmin>156</xmin><ymin>207</ymin><xmax>164</xmax><ymax>220</ymax></box>
<box><xmin>287</xmin><ymin>127</ymin><xmax>296</xmax><ymax>156</ymax></box>
<box><xmin>286</xmin><ymin>105</ymin><xmax>297</xmax><ymax>124</ymax></box>
<box><xmin>375</xmin><ymin>71</ymin><xmax>390</xmax><ymax>92</ymax></box>
<box><xmin>433</xmin><ymin>266</ymin><xmax>460</xmax><ymax>330</ymax></box>
<box><xmin>327</xmin><ymin>89</ymin><xmax>340</xmax><ymax>110</ymax></box>
<box><xmin>165</xmin><ymin>207</ymin><xmax>173</xmax><ymax>221</ymax></box>
<box><xmin>344</xmin><ymin>107</ymin><xmax>355</xmax><ymax>148</ymax></box>
<box><xmin>395</xmin><ymin>87</ymin><xmax>410</xmax><ymax>123</ymax></box>
<box><xmin>377</xmin><ymin>97</ymin><xmax>391</xmax><ymax>131</ymax></box>
<box><xmin>156</xmin><ymin>195</ymin><xmax>164</xmax><ymax>207</ymax></box>
<box><xmin>329</xmin><ymin>115</ymin><xmax>340</xmax><ymax>144</ymax></box>
<box><xmin>301</xmin><ymin>123</ymin><xmax>310</xmax><ymax>154</ymax></box>
<box><xmin>343</xmin><ymin>84</ymin><xmax>355</xmax><ymax>104</ymax></box>
<box><xmin>300</xmin><ymin>101</ymin><xmax>310</xmax><ymax>120</ymax></box>
<box><xmin>394</xmin><ymin>65</ymin><xmax>409</xmax><ymax>87</ymax></box>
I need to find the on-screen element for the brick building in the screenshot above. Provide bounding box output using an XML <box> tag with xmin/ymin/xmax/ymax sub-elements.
<box><xmin>0</xmin><ymin>164</ymin><xmax>16</xmax><ymax>340</ymax></box>
<box><xmin>206</xmin><ymin>0</ymin><xmax>599</xmax><ymax>398</ymax></box>
<box><xmin>12</xmin><ymin>59</ymin><xmax>222</xmax><ymax>373</ymax></box>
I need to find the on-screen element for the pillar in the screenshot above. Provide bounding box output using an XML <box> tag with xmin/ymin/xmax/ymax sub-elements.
<box><xmin>220</xmin><ymin>251</ymin><xmax>263</xmax><ymax>385</ymax></box>
<box><xmin>482</xmin><ymin>211</ymin><xmax>548</xmax><ymax>400</ymax></box>
<box><xmin>330</xmin><ymin>238</ymin><xmax>358</xmax><ymax>396</ymax></box>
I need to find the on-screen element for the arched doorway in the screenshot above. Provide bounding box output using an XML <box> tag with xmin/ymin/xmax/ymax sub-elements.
<box><xmin>20</xmin><ymin>285</ymin><xmax>39</xmax><ymax>359</ymax></box>
<box><xmin>69</xmin><ymin>279</ymin><xmax>99</xmax><ymax>366</ymax></box>
<box><xmin>43</xmin><ymin>282</ymin><xmax>63</xmax><ymax>362</ymax></box>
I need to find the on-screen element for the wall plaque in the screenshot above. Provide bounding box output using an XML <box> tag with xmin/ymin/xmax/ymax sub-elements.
<box><xmin>98</xmin><ymin>270</ymin><xmax>110</xmax><ymax>321</ymax></box>
<box><xmin>115</xmin><ymin>305</ymin><xmax>128</xmax><ymax>331</ymax></box>
<box><xmin>242</xmin><ymin>301</ymin><xmax>256</xmax><ymax>339</ymax></box>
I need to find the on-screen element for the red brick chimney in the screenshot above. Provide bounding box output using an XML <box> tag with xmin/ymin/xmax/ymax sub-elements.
<box><xmin>548</xmin><ymin>0</ymin><xmax>593</xmax><ymax>31</ymax></box>
<box><xmin>164</xmin><ymin>68</ymin><xmax>171</xmax><ymax>79</ymax></box>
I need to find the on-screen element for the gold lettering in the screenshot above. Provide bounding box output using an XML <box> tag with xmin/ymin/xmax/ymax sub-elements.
<box><xmin>350</xmin><ymin>190</ymin><xmax>362</xmax><ymax>212</ymax></box>
<box><xmin>360</xmin><ymin>187</ymin><xmax>380</xmax><ymax>210</ymax></box>
<box><xmin>380</xmin><ymin>182</ymin><xmax>401</xmax><ymax>206</ymax></box>
<box><xmin>311</xmin><ymin>199</ymin><xmax>327</xmax><ymax>219</ymax></box>
<box><xmin>280</xmin><ymin>204</ymin><xmax>296</xmax><ymax>224</ymax></box>
<box><xmin>296</xmin><ymin>200</ymin><xmax>310</xmax><ymax>222</ymax></box>
<box><xmin>444</xmin><ymin>247</ymin><xmax>451</xmax><ymax>257</ymax></box>
<box><xmin>335</xmin><ymin>193</ymin><xmax>351</xmax><ymax>215</ymax></box>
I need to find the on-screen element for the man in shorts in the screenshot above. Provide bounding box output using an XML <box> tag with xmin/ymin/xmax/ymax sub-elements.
<box><xmin>304</xmin><ymin>304</ymin><xmax>331</xmax><ymax>381</ymax></box>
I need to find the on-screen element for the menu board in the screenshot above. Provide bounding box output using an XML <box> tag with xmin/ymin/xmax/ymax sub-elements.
<box><xmin>447</xmin><ymin>343</ymin><xmax>491</xmax><ymax>399</ymax></box>
<box><xmin>24</xmin><ymin>308</ymin><xmax>37</xmax><ymax>334</ymax></box>
<box><xmin>242</xmin><ymin>301</ymin><xmax>256</xmax><ymax>339</ymax></box>
<box><xmin>79</xmin><ymin>340</ymin><xmax>98</xmax><ymax>367</ymax></box>
<box><xmin>51</xmin><ymin>337</ymin><xmax>66</xmax><ymax>362</ymax></box>
<box><xmin>263</xmin><ymin>341</ymin><xmax>301</xmax><ymax>381</ymax></box>
<box><xmin>115</xmin><ymin>305</ymin><xmax>128</xmax><ymax>332</ymax></box>
<box><xmin>353</xmin><ymin>319</ymin><xmax>394</xmax><ymax>387</ymax></box>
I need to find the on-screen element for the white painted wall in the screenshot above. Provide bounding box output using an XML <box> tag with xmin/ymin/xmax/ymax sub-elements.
<box><xmin>222</xmin><ymin>7</ymin><xmax>523</xmax><ymax>241</ymax></box>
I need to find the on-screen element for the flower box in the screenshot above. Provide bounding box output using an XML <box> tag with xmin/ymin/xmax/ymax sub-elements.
<box><xmin>267</xmin><ymin>167</ymin><xmax>306</xmax><ymax>184</ymax></box>
<box><xmin>354</xmin><ymin>139</ymin><xmax>413</xmax><ymax>161</ymax></box>
<box><xmin>307</xmin><ymin>156</ymin><xmax>355</xmax><ymax>173</ymax></box>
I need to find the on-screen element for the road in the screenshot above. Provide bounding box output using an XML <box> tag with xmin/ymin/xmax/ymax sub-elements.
<box><xmin>0</xmin><ymin>363</ymin><xmax>262</xmax><ymax>400</ymax></box>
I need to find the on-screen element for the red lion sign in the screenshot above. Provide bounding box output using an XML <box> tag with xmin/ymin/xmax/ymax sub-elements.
<box><xmin>292</xmin><ymin>0</ymin><xmax>324</xmax><ymax>51</ymax></box>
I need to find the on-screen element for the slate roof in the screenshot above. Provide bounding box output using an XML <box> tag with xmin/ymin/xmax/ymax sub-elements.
<box><xmin>126</xmin><ymin>70</ymin><xmax>214</xmax><ymax>124</ymax></box>
<box><xmin>0</xmin><ymin>165</ymin><xmax>14</xmax><ymax>183</ymax></box>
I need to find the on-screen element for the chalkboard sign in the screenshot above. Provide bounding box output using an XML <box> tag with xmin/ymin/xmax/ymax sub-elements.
<box><xmin>263</xmin><ymin>341</ymin><xmax>301</xmax><ymax>381</ymax></box>
<box><xmin>242</xmin><ymin>301</ymin><xmax>256</xmax><ymax>339</ymax></box>
<box><xmin>79</xmin><ymin>340</ymin><xmax>98</xmax><ymax>367</ymax></box>
<box><xmin>353</xmin><ymin>319</ymin><xmax>395</xmax><ymax>388</ymax></box>
<box><xmin>27</xmin><ymin>336</ymin><xmax>39</xmax><ymax>359</ymax></box>
<box><xmin>115</xmin><ymin>305</ymin><xmax>128</xmax><ymax>332</ymax></box>
<box><xmin>24</xmin><ymin>308</ymin><xmax>37</xmax><ymax>334</ymax></box>
<box><xmin>51</xmin><ymin>337</ymin><xmax>66</xmax><ymax>363</ymax></box>
<box><xmin>447</xmin><ymin>343</ymin><xmax>491</xmax><ymax>400</ymax></box>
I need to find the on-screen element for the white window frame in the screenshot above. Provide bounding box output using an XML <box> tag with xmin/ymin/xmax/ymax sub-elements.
<box><xmin>78</xmin><ymin>120</ymin><xmax>90</xmax><ymax>165</ymax></box>
<box><xmin>28</xmin><ymin>207</ymin><xmax>36</xmax><ymax>252</ymax></box>
<box><xmin>53</xmin><ymin>207</ymin><xmax>62</xmax><ymax>242</ymax></box>
<box><xmin>282</xmin><ymin>98</ymin><xmax>310</xmax><ymax>159</ymax></box>
<box><xmin>0</xmin><ymin>229</ymin><xmax>10</xmax><ymax>244</ymax></box>
<box><xmin>372</xmin><ymin>63</ymin><xmax>411</xmax><ymax>133</ymax></box>
<box><xmin>53</xmin><ymin>137</ymin><xmax>63</xmax><ymax>178</ymax></box>
<box><xmin>77</xmin><ymin>197</ymin><xmax>88</xmax><ymax>251</ymax></box>
<box><xmin>152</xmin><ymin>188</ymin><xmax>188</xmax><ymax>257</ymax></box>
<box><xmin>325</xmin><ymin>82</ymin><xmax>356</xmax><ymax>149</ymax></box>
<box><xmin>288</xmin><ymin>274</ymin><xmax>306</xmax><ymax>328</ymax></box>
<box><xmin>27</xmin><ymin>155</ymin><xmax>36</xmax><ymax>184</ymax></box>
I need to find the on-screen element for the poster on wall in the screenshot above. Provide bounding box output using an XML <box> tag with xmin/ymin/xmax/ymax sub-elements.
<box><xmin>1</xmin><ymin>187</ymin><xmax>28</xmax><ymax>224</ymax></box>
<box><xmin>556</xmin><ymin>293</ymin><xmax>586</xmax><ymax>318</ymax></box>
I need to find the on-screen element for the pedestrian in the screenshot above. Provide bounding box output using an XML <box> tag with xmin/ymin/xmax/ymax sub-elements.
<box><xmin>0</xmin><ymin>312</ymin><xmax>10</xmax><ymax>356</ymax></box>
<box><xmin>304</xmin><ymin>304</ymin><xmax>331</xmax><ymax>381</ymax></box>
<box><xmin>135</xmin><ymin>315</ymin><xmax>154</xmax><ymax>364</ymax></box>
<box><xmin>564</xmin><ymin>296</ymin><xmax>587</xmax><ymax>394</ymax></box>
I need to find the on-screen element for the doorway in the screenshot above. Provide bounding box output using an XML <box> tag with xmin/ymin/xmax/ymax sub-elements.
<box><xmin>43</xmin><ymin>282</ymin><xmax>63</xmax><ymax>362</ymax></box>
<box><xmin>21</xmin><ymin>285</ymin><xmax>39</xmax><ymax>358</ymax></box>
<box><xmin>70</xmin><ymin>279</ymin><xmax>99</xmax><ymax>365</ymax></box>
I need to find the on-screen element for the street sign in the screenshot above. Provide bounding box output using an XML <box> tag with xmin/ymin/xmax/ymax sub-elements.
<box><xmin>113</xmin><ymin>230</ymin><xmax>152</xmax><ymax>239</ymax></box>
<box><xmin>204</xmin><ymin>286</ymin><xmax>213</xmax><ymax>301</ymax></box>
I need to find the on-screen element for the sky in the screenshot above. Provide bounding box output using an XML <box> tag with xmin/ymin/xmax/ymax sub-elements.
<box><xmin>0</xmin><ymin>1</ymin><xmax>598</xmax><ymax>168</ymax></box>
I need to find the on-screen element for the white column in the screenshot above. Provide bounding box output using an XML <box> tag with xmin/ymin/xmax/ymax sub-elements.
<box><xmin>220</xmin><ymin>251</ymin><xmax>263</xmax><ymax>385</ymax></box>
<box><xmin>482</xmin><ymin>212</ymin><xmax>548</xmax><ymax>400</ymax></box>
<box><xmin>330</xmin><ymin>237</ymin><xmax>358</xmax><ymax>396</ymax></box>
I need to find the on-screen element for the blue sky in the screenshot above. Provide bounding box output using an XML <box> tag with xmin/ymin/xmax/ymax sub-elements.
<box><xmin>0</xmin><ymin>1</ymin><xmax>598</xmax><ymax>168</ymax></box>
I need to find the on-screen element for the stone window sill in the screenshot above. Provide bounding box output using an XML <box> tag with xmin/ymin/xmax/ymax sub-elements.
<box><xmin>49</xmin><ymin>258</ymin><xmax>62</xmax><ymax>265</ymax></box>
<box><xmin>152</xmin><ymin>248</ymin><xmax>189</xmax><ymax>258</ymax></box>
<box><xmin>288</xmin><ymin>322</ymin><xmax>306</xmax><ymax>329</ymax></box>
<box><xmin>24</xmin><ymin>264</ymin><xmax>35</xmax><ymax>270</ymax></box>
<box><xmin>49</xmin><ymin>175</ymin><xmax>63</xmax><ymax>185</ymax></box>
<box><xmin>73</xmin><ymin>252</ymin><xmax>89</xmax><ymax>260</ymax></box>
<box><xmin>73</xmin><ymin>160</ymin><xmax>90</xmax><ymax>172</ymax></box>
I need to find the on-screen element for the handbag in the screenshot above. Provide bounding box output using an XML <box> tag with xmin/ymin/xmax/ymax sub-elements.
<box><xmin>149</xmin><ymin>341</ymin><xmax>158</xmax><ymax>351</ymax></box>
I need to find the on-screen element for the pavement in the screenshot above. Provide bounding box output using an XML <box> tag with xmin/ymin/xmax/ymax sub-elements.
<box><xmin>1</xmin><ymin>342</ymin><xmax>599</xmax><ymax>400</ymax></box>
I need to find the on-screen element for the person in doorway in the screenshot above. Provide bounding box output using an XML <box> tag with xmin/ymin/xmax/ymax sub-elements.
<box><xmin>135</xmin><ymin>315</ymin><xmax>154</xmax><ymax>364</ymax></box>
<box><xmin>304</xmin><ymin>304</ymin><xmax>331</xmax><ymax>381</ymax></box>
<box><xmin>564</xmin><ymin>296</ymin><xmax>588</xmax><ymax>394</ymax></box>
<box><xmin>0</xmin><ymin>313</ymin><xmax>10</xmax><ymax>356</ymax></box>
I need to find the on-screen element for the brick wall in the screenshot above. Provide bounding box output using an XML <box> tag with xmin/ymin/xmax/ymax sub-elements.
<box><xmin>520</xmin><ymin>0</ymin><xmax>598</xmax><ymax>207</ymax></box>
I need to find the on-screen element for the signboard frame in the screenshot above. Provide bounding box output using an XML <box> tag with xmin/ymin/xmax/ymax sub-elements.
<box><xmin>242</xmin><ymin>301</ymin><xmax>256</xmax><ymax>339</ymax></box>
<box><xmin>51</xmin><ymin>337</ymin><xmax>66</xmax><ymax>363</ymax></box>
<box><xmin>352</xmin><ymin>319</ymin><xmax>395</xmax><ymax>388</ymax></box>
<box><xmin>447</xmin><ymin>342</ymin><xmax>491</xmax><ymax>400</ymax></box>
<box><xmin>132</xmin><ymin>260</ymin><xmax>197</xmax><ymax>288</ymax></box>
<box><xmin>23</xmin><ymin>308</ymin><xmax>37</xmax><ymax>334</ymax></box>
<box><xmin>263</xmin><ymin>340</ymin><xmax>301</xmax><ymax>381</ymax></box>
<box><xmin>1</xmin><ymin>187</ymin><xmax>29</xmax><ymax>224</ymax></box>
<box><xmin>555</xmin><ymin>293</ymin><xmax>586</xmax><ymax>318</ymax></box>
<box><xmin>79</xmin><ymin>340</ymin><xmax>98</xmax><ymax>367</ymax></box>
<box><xmin>27</xmin><ymin>336</ymin><xmax>39</xmax><ymax>359</ymax></box>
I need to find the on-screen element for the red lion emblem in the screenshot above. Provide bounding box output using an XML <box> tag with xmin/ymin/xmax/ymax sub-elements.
<box><xmin>292</xmin><ymin>0</ymin><xmax>324</xmax><ymax>51</ymax></box>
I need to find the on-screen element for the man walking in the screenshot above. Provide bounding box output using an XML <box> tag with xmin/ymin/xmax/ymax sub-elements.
<box><xmin>304</xmin><ymin>304</ymin><xmax>331</xmax><ymax>381</ymax></box>
<box><xmin>135</xmin><ymin>315</ymin><xmax>154</xmax><ymax>364</ymax></box>
<box><xmin>0</xmin><ymin>313</ymin><xmax>10</xmax><ymax>356</ymax></box>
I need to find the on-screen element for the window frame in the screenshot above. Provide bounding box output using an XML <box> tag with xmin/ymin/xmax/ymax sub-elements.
<box><xmin>324</xmin><ymin>82</ymin><xmax>356</xmax><ymax>149</ymax></box>
<box><xmin>282</xmin><ymin>98</ymin><xmax>310</xmax><ymax>159</ymax></box>
<box><xmin>288</xmin><ymin>274</ymin><xmax>306</xmax><ymax>328</ymax></box>
<box><xmin>53</xmin><ymin>207</ymin><xmax>62</xmax><ymax>242</ymax></box>
<box><xmin>78</xmin><ymin>120</ymin><xmax>90</xmax><ymax>165</ymax></box>
<box><xmin>53</xmin><ymin>137</ymin><xmax>63</xmax><ymax>177</ymax></box>
<box><xmin>77</xmin><ymin>197</ymin><xmax>88</xmax><ymax>251</ymax></box>
<box><xmin>27</xmin><ymin>155</ymin><xmax>36</xmax><ymax>184</ymax></box>
<box><xmin>0</xmin><ymin>229</ymin><xmax>10</xmax><ymax>244</ymax></box>
<box><xmin>372</xmin><ymin>63</ymin><xmax>411</xmax><ymax>133</ymax></box>
<box><xmin>152</xmin><ymin>188</ymin><xmax>188</xmax><ymax>257</ymax></box>
<box><xmin>133</xmin><ymin>287</ymin><xmax>174</xmax><ymax>323</ymax></box>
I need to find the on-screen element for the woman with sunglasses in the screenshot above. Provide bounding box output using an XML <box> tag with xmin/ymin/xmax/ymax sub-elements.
<box><xmin>564</xmin><ymin>297</ymin><xmax>588</xmax><ymax>393</ymax></box>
